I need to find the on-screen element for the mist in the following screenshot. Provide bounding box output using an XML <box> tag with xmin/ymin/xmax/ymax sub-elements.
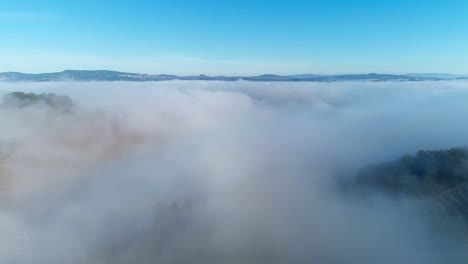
<box><xmin>0</xmin><ymin>80</ymin><xmax>468</xmax><ymax>263</ymax></box>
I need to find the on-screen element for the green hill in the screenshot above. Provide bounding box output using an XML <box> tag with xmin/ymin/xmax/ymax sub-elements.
<box><xmin>355</xmin><ymin>147</ymin><xmax>468</xmax><ymax>226</ymax></box>
<box><xmin>356</xmin><ymin>148</ymin><xmax>468</xmax><ymax>196</ymax></box>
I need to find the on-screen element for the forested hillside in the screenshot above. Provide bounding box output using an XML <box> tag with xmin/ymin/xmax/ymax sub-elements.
<box><xmin>355</xmin><ymin>148</ymin><xmax>468</xmax><ymax>226</ymax></box>
<box><xmin>356</xmin><ymin>148</ymin><xmax>468</xmax><ymax>196</ymax></box>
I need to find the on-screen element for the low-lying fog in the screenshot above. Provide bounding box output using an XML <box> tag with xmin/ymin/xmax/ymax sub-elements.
<box><xmin>0</xmin><ymin>80</ymin><xmax>468</xmax><ymax>263</ymax></box>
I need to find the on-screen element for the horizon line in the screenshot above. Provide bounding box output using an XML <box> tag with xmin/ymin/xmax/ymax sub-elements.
<box><xmin>1</xmin><ymin>69</ymin><xmax>467</xmax><ymax>77</ymax></box>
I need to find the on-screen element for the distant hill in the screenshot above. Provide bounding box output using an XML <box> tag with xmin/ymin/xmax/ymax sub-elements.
<box><xmin>0</xmin><ymin>70</ymin><xmax>464</xmax><ymax>82</ymax></box>
<box><xmin>406</xmin><ymin>73</ymin><xmax>468</xmax><ymax>79</ymax></box>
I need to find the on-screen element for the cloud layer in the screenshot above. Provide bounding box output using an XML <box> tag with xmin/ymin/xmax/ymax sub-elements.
<box><xmin>0</xmin><ymin>80</ymin><xmax>468</xmax><ymax>263</ymax></box>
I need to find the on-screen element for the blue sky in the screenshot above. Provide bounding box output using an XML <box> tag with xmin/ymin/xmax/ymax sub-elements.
<box><xmin>1</xmin><ymin>0</ymin><xmax>468</xmax><ymax>75</ymax></box>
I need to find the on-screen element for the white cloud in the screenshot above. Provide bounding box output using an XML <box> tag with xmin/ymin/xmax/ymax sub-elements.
<box><xmin>0</xmin><ymin>81</ymin><xmax>466</xmax><ymax>263</ymax></box>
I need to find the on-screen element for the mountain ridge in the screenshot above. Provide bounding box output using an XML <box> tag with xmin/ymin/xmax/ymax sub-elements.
<box><xmin>1</xmin><ymin>70</ymin><xmax>467</xmax><ymax>82</ymax></box>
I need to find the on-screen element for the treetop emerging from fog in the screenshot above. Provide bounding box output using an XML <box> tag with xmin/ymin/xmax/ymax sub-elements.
<box><xmin>3</xmin><ymin>91</ymin><xmax>73</xmax><ymax>112</ymax></box>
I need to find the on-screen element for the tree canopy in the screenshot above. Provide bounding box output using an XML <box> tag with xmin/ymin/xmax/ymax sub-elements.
<box><xmin>3</xmin><ymin>91</ymin><xmax>74</xmax><ymax>112</ymax></box>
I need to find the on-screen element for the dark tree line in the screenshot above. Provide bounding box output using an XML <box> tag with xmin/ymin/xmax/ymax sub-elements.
<box><xmin>356</xmin><ymin>147</ymin><xmax>468</xmax><ymax>196</ymax></box>
<box><xmin>3</xmin><ymin>91</ymin><xmax>74</xmax><ymax>112</ymax></box>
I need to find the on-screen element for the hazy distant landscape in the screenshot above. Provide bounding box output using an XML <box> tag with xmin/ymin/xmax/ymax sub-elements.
<box><xmin>1</xmin><ymin>70</ymin><xmax>468</xmax><ymax>82</ymax></box>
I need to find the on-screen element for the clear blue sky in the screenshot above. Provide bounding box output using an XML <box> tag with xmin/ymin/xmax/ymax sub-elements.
<box><xmin>1</xmin><ymin>0</ymin><xmax>468</xmax><ymax>75</ymax></box>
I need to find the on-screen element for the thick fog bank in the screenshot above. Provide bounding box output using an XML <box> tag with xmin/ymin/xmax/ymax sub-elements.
<box><xmin>0</xmin><ymin>81</ymin><xmax>468</xmax><ymax>263</ymax></box>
